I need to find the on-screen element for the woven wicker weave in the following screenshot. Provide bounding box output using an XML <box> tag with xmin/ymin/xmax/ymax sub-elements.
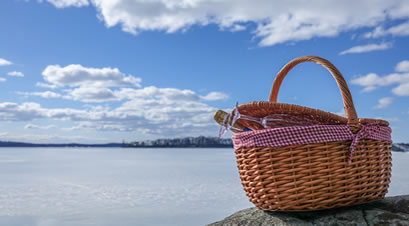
<box><xmin>233</xmin><ymin>56</ymin><xmax>392</xmax><ymax>211</ymax></box>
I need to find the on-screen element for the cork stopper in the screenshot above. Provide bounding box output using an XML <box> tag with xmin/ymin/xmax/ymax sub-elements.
<box><xmin>213</xmin><ymin>110</ymin><xmax>245</xmax><ymax>131</ymax></box>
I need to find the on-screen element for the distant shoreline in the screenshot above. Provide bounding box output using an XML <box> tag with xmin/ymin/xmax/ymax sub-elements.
<box><xmin>0</xmin><ymin>136</ymin><xmax>234</xmax><ymax>148</ymax></box>
<box><xmin>1</xmin><ymin>140</ymin><xmax>407</xmax><ymax>151</ymax></box>
<box><xmin>0</xmin><ymin>144</ymin><xmax>234</xmax><ymax>148</ymax></box>
<box><xmin>0</xmin><ymin>141</ymin><xmax>123</xmax><ymax>148</ymax></box>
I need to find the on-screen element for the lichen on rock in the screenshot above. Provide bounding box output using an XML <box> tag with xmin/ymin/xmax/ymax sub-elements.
<box><xmin>208</xmin><ymin>195</ymin><xmax>409</xmax><ymax>226</ymax></box>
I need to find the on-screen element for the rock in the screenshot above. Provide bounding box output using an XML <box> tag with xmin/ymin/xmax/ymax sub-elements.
<box><xmin>208</xmin><ymin>195</ymin><xmax>409</xmax><ymax>226</ymax></box>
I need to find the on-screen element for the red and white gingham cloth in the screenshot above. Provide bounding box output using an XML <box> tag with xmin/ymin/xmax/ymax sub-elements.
<box><xmin>232</xmin><ymin>124</ymin><xmax>392</xmax><ymax>162</ymax></box>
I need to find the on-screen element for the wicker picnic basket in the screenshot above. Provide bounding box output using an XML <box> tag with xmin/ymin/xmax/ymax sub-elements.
<box><xmin>223</xmin><ymin>56</ymin><xmax>392</xmax><ymax>211</ymax></box>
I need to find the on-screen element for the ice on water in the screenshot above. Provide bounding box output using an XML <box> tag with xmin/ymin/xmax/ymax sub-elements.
<box><xmin>0</xmin><ymin>148</ymin><xmax>407</xmax><ymax>226</ymax></box>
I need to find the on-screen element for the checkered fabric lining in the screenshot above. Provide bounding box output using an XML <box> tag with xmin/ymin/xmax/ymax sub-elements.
<box><xmin>232</xmin><ymin>124</ymin><xmax>391</xmax><ymax>162</ymax></box>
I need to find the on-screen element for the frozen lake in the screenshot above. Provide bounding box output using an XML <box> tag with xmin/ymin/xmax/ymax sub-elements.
<box><xmin>0</xmin><ymin>148</ymin><xmax>407</xmax><ymax>226</ymax></box>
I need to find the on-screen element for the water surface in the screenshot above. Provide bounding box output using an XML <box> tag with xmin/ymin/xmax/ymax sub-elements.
<box><xmin>0</xmin><ymin>148</ymin><xmax>407</xmax><ymax>226</ymax></box>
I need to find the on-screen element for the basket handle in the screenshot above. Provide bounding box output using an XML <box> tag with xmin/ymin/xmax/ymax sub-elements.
<box><xmin>269</xmin><ymin>56</ymin><xmax>360</xmax><ymax>133</ymax></box>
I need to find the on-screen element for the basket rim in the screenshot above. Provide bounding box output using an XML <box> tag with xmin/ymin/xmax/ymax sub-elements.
<box><xmin>234</xmin><ymin>101</ymin><xmax>389</xmax><ymax>127</ymax></box>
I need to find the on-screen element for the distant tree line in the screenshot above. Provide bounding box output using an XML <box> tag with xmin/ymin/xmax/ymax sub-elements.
<box><xmin>392</xmin><ymin>143</ymin><xmax>409</xmax><ymax>152</ymax></box>
<box><xmin>3</xmin><ymin>138</ymin><xmax>406</xmax><ymax>151</ymax></box>
<box><xmin>123</xmin><ymin>136</ymin><xmax>233</xmax><ymax>148</ymax></box>
<box><xmin>0</xmin><ymin>137</ymin><xmax>233</xmax><ymax>148</ymax></box>
<box><xmin>0</xmin><ymin>141</ymin><xmax>122</xmax><ymax>148</ymax></box>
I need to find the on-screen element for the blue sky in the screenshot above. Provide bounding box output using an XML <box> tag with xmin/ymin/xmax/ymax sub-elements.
<box><xmin>0</xmin><ymin>0</ymin><xmax>409</xmax><ymax>143</ymax></box>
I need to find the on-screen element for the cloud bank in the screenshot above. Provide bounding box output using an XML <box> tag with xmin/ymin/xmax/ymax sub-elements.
<box><xmin>24</xmin><ymin>123</ymin><xmax>56</xmax><ymax>130</ymax></box>
<box><xmin>351</xmin><ymin>60</ymin><xmax>409</xmax><ymax>96</ymax></box>
<box><xmin>40</xmin><ymin>64</ymin><xmax>142</xmax><ymax>102</ymax></box>
<box><xmin>9</xmin><ymin>63</ymin><xmax>228</xmax><ymax>137</ymax></box>
<box><xmin>364</xmin><ymin>21</ymin><xmax>409</xmax><ymax>38</ymax></box>
<box><xmin>42</xmin><ymin>64</ymin><xmax>141</xmax><ymax>88</ymax></box>
<box><xmin>36</xmin><ymin>0</ymin><xmax>409</xmax><ymax>46</ymax></box>
<box><xmin>17</xmin><ymin>91</ymin><xmax>61</xmax><ymax>99</ymax></box>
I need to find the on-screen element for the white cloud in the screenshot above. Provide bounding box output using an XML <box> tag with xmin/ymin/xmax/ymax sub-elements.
<box><xmin>0</xmin><ymin>101</ymin><xmax>100</xmax><ymax>122</ymax></box>
<box><xmin>0</xmin><ymin>102</ymin><xmax>47</xmax><ymax>121</ymax></box>
<box><xmin>373</xmin><ymin>97</ymin><xmax>393</xmax><ymax>109</ymax></box>
<box><xmin>35</xmin><ymin>63</ymin><xmax>228</xmax><ymax>114</ymax></box>
<box><xmin>7</xmin><ymin>71</ymin><xmax>24</xmax><ymax>77</ymax></box>
<box><xmin>24</xmin><ymin>123</ymin><xmax>56</xmax><ymax>129</ymax></box>
<box><xmin>361</xmin><ymin>86</ymin><xmax>377</xmax><ymax>93</ymax></box>
<box><xmin>0</xmin><ymin>58</ymin><xmax>12</xmax><ymax>66</ymax></box>
<box><xmin>115</xmin><ymin>86</ymin><xmax>228</xmax><ymax>103</ymax></box>
<box><xmin>42</xmin><ymin>64</ymin><xmax>141</xmax><ymax>87</ymax></box>
<box><xmin>1</xmin><ymin>79</ymin><xmax>226</xmax><ymax>138</ymax></box>
<box><xmin>35</xmin><ymin>0</ymin><xmax>409</xmax><ymax>46</ymax></box>
<box><xmin>62</xmin><ymin>121</ymin><xmax>133</xmax><ymax>132</ymax></box>
<box><xmin>0</xmin><ymin>94</ymin><xmax>221</xmax><ymax>136</ymax></box>
<box><xmin>395</xmin><ymin>60</ymin><xmax>409</xmax><ymax>72</ymax></box>
<box><xmin>59</xmin><ymin>85</ymin><xmax>228</xmax><ymax>103</ymax></box>
<box><xmin>392</xmin><ymin>83</ymin><xmax>409</xmax><ymax>96</ymax></box>
<box><xmin>230</xmin><ymin>24</ymin><xmax>246</xmax><ymax>32</ymax></box>
<box><xmin>351</xmin><ymin>73</ymin><xmax>384</xmax><ymax>87</ymax></box>
<box><xmin>364</xmin><ymin>21</ymin><xmax>409</xmax><ymax>38</ymax></box>
<box><xmin>351</xmin><ymin>60</ymin><xmax>409</xmax><ymax>96</ymax></box>
<box><xmin>116</xmin><ymin>86</ymin><xmax>199</xmax><ymax>101</ymax></box>
<box><xmin>0</xmin><ymin>77</ymin><xmax>6</xmax><ymax>82</ymax></box>
<box><xmin>39</xmin><ymin>0</ymin><xmax>89</xmax><ymax>8</ymax></box>
<box><xmin>0</xmin><ymin>131</ymin><xmax>104</xmax><ymax>143</ymax></box>
<box><xmin>363</xmin><ymin>27</ymin><xmax>385</xmax><ymax>39</ymax></box>
<box><xmin>17</xmin><ymin>91</ymin><xmax>61</xmax><ymax>98</ymax></box>
<box><xmin>36</xmin><ymin>82</ymin><xmax>58</xmax><ymax>89</ymax></box>
<box><xmin>339</xmin><ymin>42</ymin><xmax>392</xmax><ymax>55</ymax></box>
<box><xmin>64</xmin><ymin>86</ymin><xmax>118</xmax><ymax>102</ymax></box>
<box><xmin>200</xmin><ymin>91</ymin><xmax>228</xmax><ymax>101</ymax></box>
<box><xmin>39</xmin><ymin>64</ymin><xmax>142</xmax><ymax>102</ymax></box>
<box><xmin>5</xmin><ymin>62</ymin><xmax>227</xmax><ymax>137</ymax></box>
